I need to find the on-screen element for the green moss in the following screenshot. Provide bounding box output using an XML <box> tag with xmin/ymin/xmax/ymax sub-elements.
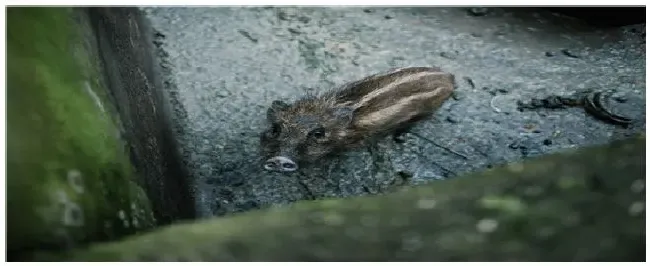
<box><xmin>31</xmin><ymin>135</ymin><xmax>645</xmax><ymax>261</ymax></box>
<box><xmin>479</xmin><ymin>195</ymin><xmax>527</xmax><ymax>215</ymax></box>
<box><xmin>7</xmin><ymin>7</ymin><xmax>155</xmax><ymax>255</ymax></box>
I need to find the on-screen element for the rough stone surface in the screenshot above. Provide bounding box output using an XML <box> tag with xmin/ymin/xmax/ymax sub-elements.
<box><xmin>87</xmin><ymin>7</ymin><xmax>196</xmax><ymax>224</ymax></box>
<box><xmin>141</xmin><ymin>7</ymin><xmax>646</xmax><ymax>217</ymax></box>
<box><xmin>35</xmin><ymin>135</ymin><xmax>647</xmax><ymax>261</ymax></box>
<box><xmin>6</xmin><ymin>7</ymin><xmax>156</xmax><ymax>258</ymax></box>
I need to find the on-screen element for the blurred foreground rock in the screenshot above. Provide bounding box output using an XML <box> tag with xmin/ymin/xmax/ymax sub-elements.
<box><xmin>35</xmin><ymin>134</ymin><xmax>645</xmax><ymax>261</ymax></box>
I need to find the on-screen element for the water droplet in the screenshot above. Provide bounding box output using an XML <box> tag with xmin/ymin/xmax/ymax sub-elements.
<box><xmin>359</xmin><ymin>215</ymin><xmax>379</xmax><ymax>227</ymax></box>
<box><xmin>507</xmin><ymin>163</ymin><xmax>524</xmax><ymax>173</ymax></box>
<box><xmin>629</xmin><ymin>201</ymin><xmax>644</xmax><ymax>216</ymax></box>
<box><xmin>631</xmin><ymin>179</ymin><xmax>645</xmax><ymax>193</ymax></box>
<box><xmin>476</xmin><ymin>218</ymin><xmax>499</xmax><ymax>233</ymax></box>
<box><xmin>416</xmin><ymin>198</ymin><xmax>437</xmax><ymax>209</ymax></box>
<box><xmin>321</xmin><ymin>212</ymin><xmax>344</xmax><ymax>226</ymax></box>
<box><xmin>67</xmin><ymin>169</ymin><xmax>84</xmax><ymax>194</ymax></box>
<box><xmin>480</xmin><ymin>196</ymin><xmax>526</xmax><ymax>213</ymax></box>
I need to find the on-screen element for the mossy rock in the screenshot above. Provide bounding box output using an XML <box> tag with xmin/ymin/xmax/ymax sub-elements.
<box><xmin>7</xmin><ymin>7</ymin><xmax>156</xmax><ymax>257</ymax></box>
<box><xmin>36</xmin><ymin>134</ymin><xmax>645</xmax><ymax>261</ymax></box>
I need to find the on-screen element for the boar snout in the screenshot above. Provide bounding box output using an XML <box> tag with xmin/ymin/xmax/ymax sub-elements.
<box><xmin>263</xmin><ymin>156</ymin><xmax>299</xmax><ymax>172</ymax></box>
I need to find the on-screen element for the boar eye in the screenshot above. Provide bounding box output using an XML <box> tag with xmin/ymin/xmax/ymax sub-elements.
<box><xmin>309</xmin><ymin>127</ymin><xmax>326</xmax><ymax>139</ymax></box>
<box><xmin>267</xmin><ymin>123</ymin><xmax>281</xmax><ymax>138</ymax></box>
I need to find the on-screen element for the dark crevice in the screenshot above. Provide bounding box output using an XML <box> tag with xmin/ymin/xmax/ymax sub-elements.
<box><xmin>85</xmin><ymin>7</ymin><xmax>196</xmax><ymax>225</ymax></box>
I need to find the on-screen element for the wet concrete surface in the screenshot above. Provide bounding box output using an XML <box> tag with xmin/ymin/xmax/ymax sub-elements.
<box><xmin>141</xmin><ymin>7</ymin><xmax>646</xmax><ymax>217</ymax></box>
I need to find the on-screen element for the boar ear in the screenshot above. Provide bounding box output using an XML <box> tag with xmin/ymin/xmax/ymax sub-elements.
<box><xmin>330</xmin><ymin>106</ymin><xmax>355</xmax><ymax>124</ymax></box>
<box><xmin>271</xmin><ymin>100</ymin><xmax>290</xmax><ymax>110</ymax></box>
<box><xmin>267</xmin><ymin>100</ymin><xmax>290</xmax><ymax>121</ymax></box>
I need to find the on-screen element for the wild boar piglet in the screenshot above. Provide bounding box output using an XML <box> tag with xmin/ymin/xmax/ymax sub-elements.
<box><xmin>260</xmin><ymin>66</ymin><xmax>456</xmax><ymax>172</ymax></box>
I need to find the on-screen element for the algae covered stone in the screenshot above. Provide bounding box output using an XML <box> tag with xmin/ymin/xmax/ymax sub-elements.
<box><xmin>46</xmin><ymin>135</ymin><xmax>645</xmax><ymax>261</ymax></box>
<box><xmin>7</xmin><ymin>7</ymin><xmax>155</xmax><ymax>256</ymax></box>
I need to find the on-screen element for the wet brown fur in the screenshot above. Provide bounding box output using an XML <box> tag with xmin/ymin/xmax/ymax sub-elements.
<box><xmin>260</xmin><ymin>66</ymin><xmax>456</xmax><ymax>167</ymax></box>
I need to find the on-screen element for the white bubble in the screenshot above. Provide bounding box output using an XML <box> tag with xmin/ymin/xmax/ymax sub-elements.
<box><xmin>321</xmin><ymin>212</ymin><xmax>345</xmax><ymax>226</ymax></box>
<box><xmin>67</xmin><ymin>169</ymin><xmax>85</xmax><ymax>194</ymax></box>
<box><xmin>359</xmin><ymin>215</ymin><xmax>379</xmax><ymax>227</ymax></box>
<box><xmin>507</xmin><ymin>163</ymin><xmax>525</xmax><ymax>173</ymax></box>
<box><xmin>629</xmin><ymin>201</ymin><xmax>645</xmax><ymax>216</ymax></box>
<box><xmin>476</xmin><ymin>218</ymin><xmax>499</xmax><ymax>233</ymax></box>
<box><xmin>631</xmin><ymin>179</ymin><xmax>645</xmax><ymax>193</ymax></box>
<box><xmin>416</xmin><ymin>198</ymin><xmax>437</xmax><ymax>209</ymax></box>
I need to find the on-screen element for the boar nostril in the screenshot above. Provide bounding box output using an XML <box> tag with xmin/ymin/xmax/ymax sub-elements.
<box><xmin>264</xmin><ymin>156</ymin><xmax>298</xmax><ymax>172</ymax></box>
<box><xmin>263</xmin><ymin>161</ymin><xmax>277</xmax><ymax>171</ymax></box>
<box><xmin>281</xmin><ymin>162</ymin><xmax>297</xmax><ymax>171</ymax></box>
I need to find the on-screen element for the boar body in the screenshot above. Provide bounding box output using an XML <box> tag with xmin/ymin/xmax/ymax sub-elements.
<box><xmin>260</xmin><ymin>66</ymin><xmax>456</xmax><ymax>172</ymax></box>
